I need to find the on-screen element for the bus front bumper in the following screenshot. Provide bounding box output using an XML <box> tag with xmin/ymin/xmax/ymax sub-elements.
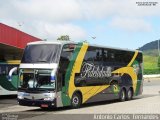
<box><xmin>18</xmin><ymin>98</ymin><xmax>56</xmax><ymax>108</ymax></box>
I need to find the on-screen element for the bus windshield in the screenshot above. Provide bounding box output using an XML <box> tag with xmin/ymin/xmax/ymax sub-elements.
<box><xmin>19</xmin><ymin>69</ymin><xmax>55</xmax><ymax>90</ymax></box>
<box><xmin>21</xmin><ymin>44</ymin><xmax>61</xmax><ymax>63</ymax></box>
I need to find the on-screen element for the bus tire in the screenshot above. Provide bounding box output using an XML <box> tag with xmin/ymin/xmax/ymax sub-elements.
<box><xmin>71</xmin><ymin>93</ymin><xmax>82</xmax><ymax>109</ymax></box>
<box><xmin>119</xmin><ymin>88</ymin><xmax>126</xmax><ymax>102</ymax></box>
<box><xmin>126</xmin><ymin>88</ymin><xmax>133</xmax><ymax>100</ymax></box>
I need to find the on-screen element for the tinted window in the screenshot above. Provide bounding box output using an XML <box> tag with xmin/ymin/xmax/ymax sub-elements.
<box><xmin>101</xmin><ymin>49</ymin><xmax>108</xmax><ymax>61</ymax></box>
<box><xmin>21</xmin><ymin>44</ymin><xmax>61</xmax><ymax>63</ymax></box>
<box><xmin>0</xmin><ymin>64</ymin><xmax>18</xmax><ymax>75</ymax></box>
<box><xmin>84</xmin><ymin>47</ymin><xmax>107</xmax><ymax>62</ymax></box>
<box><xmin>75</xmin><ymin>46</ymin><xmax>112</xmax><ymax>87</ymax></box>
<box><xmin>135</xmin><ymin>52</ymin><xmax>143</xmax><ymax>80</ymax></box>
<box><xmin>58</xmin><ymin>44</ymin><xmax>76</xmax><ymax>88</ymax></box>
<box><xmin>84</xmin><ymin>47</ymin><xmax>97</xmax><ymax>61</ymax></box>
<box><xmin>75</xmin><ymin>46</ymin><xmax>138</xmax><ymax>87</ymax></box>
<box><xmin>59</xmin><ymin>44</ymin><xmax>76</xmax><ymax>71</ymax></box>
<box><xmin>107</xmin><ymin>49</ymin><xmax>134</xmax><ymax>66</ymax></box>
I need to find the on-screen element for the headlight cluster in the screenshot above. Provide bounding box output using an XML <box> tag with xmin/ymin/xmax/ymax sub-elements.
<box><xmin>43</xmin><ymin>93</ymin><xmax>55</xmax><ymax>101</ymax></box>
<box><xmin>17</xmin><ymin>92</ymin><xmax>30</xmax><ymax>99</ymax></box>
<box><xmin>17</xmin><ymin>92</ymin><xmax>24</xmax><ymax>99</ymax></box>
<box><xmin>43</xmin><ymin>97</ymin><xmax>53</xmax><ymax>101</ymax></box>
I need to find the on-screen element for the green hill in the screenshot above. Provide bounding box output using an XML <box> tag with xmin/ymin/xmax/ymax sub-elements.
<box><xmin>139</xmin><ymin>40</ymin><xmax>160</xmax><ymax>51</ymax></box>
<box><xmin>143</xmin><ymin>49</ymin><xmax>159</xmax><ymax>57</ymax></box>
<box><xmin>139</xmin><ymin>41</ymin><xmax>160</xmax><ymax>74</ymax></box>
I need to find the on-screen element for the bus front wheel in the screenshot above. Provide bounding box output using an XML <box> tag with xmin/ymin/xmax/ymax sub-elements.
<box><xmin>71</xmin><ymin>93</ymin><xmax>82</xmax><ymax>109</ymax></box>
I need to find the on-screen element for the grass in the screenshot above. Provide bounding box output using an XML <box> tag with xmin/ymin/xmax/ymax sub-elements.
<box><xmin>143</xmin><ymin>55</ymin><xmax>159</xmax><ymax>70</ymax></box>
<box><xmin>143</xmin><ymin>52</ymin><xmax>160</xmax><ymax>74</ymax></box>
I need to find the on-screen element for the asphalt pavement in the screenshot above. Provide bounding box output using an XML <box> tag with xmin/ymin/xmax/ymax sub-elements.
<box><xmin>0</xmin><ymin>78</ymin><xmax>160</xmax><ymax>120</ymax></box>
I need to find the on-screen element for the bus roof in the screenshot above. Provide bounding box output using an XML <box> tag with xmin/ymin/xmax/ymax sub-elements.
<box><xmin>27</xmin><ymin>40</ymin><xmax>75</xmax><ymax>45</ymax></box>
<box><xmin>90</xmin><ymin>44</ymin><xmax>142</xmax><ymax>53</ymax></box>
<box><xmin>26</xmin><ymin>40</ymin><xmax>142</xmax><ymax>53</ymax></box>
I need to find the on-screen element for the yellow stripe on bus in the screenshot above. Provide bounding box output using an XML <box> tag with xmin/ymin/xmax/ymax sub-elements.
<box><xmin>127</xmin><ymin>50</ymin><xmax>139</xmax><ymax>67</ymax></box>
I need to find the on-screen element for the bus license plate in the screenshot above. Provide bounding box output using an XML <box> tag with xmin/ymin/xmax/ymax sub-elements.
<box><xmin>41</xmin><ymin>104</ymin><xmax>48</xmax><ymax>108</ymax></box>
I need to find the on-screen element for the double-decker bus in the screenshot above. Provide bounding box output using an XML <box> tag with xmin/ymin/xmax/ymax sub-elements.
<box><xmin>0</xmin><ymin>60</ymin><xmax>20</xmax><ymax>95</ymax></box>
<box><xmin>17</xmin><ymin>41</ymin><xmax>143</xmax><ymax>108</ymax></box>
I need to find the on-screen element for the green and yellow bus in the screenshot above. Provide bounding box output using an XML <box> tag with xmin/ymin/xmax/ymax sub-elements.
<box><xmin>18</xmin><ymin>41</ymin><xmax>143</xmax><ymax>108</ymax></box>
<box><xmin>0</xmin><ymin>60</ymin><xmax>20</xmax><ymax>95</ymax></box>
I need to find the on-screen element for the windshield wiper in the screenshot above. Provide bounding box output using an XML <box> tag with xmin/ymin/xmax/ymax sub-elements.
<box><xmin>37</xmin><ymin>59</ymin><xmax>47</xmax><ymax>63</ymax></box>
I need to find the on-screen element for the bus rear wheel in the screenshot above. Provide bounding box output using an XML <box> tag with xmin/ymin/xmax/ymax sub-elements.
<box><xmin>71</xmin><ymin>93</ymin><xmax>82</xmax><ymax>109</ymax></box>
<box><xmin>126</xmin><ymin>88</ymin><xmax>133</xmax><ymax>100</ymax></box>
<box><xmin>119</xmin><ymin>88</ymin><xmax>126</xmax><ymax>102</ymax></box>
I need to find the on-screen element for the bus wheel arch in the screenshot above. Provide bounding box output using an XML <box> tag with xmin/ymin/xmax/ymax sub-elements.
<box><xmin>71</xmin><ymin>90</ymin><xmax>82</xmax><ymax>109</ymax></box>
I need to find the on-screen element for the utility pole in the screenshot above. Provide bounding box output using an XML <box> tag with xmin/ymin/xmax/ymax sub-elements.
<box><xmin>158</xmin><ymin>39</ymin><xmax>160</xmax><ymax>56</ymax></box>
<box><xmin>158</xmin><ymin>39</ymin><xmax>160</xmax><ymax>68</ymax></box>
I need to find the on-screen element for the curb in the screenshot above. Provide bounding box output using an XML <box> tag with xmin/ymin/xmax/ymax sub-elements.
<box><xmin>144</xmin><ymin>74</ymin><xmax>160</xmax><ymax>78</ymax></box>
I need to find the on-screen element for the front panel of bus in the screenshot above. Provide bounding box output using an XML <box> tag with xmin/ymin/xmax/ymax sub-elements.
<box><xmin>18</xmin><ymin>43</ymin><xmax>62</xmax><ymax>108</ymax></box>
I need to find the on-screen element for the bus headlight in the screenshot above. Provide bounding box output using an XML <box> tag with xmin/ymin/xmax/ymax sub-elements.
<box><xmin>18</xmin><ymin>92</ymin><xmax>24</xmax><ymax>99</ymax></box>
<box><xmin>44</xmin><ymin>97</ymin><xmax>53</xmax><ymax>101</ymax></box>
<box><xmin>18</xmin><ymin>95</ymin><xmax>24</xmax><ymax>99</ymax></box>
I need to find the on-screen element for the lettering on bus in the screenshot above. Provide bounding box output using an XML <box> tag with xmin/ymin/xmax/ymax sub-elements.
<box><xmin>80</xmin><ymin>62</ymin><xmax>112</xmax><ymax>78</ymax></box>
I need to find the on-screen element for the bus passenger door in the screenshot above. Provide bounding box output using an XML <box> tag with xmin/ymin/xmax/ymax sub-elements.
<box><xmin>56</xmin><ymin>44</ymin><xmax>76</xmax><ymax>107</ymax></box>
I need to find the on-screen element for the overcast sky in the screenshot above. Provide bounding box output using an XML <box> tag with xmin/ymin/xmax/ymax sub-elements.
<box><xmin>0</xmin><ymin>0</ymin><xmax>160</xmax><ymax>49</ymax></box>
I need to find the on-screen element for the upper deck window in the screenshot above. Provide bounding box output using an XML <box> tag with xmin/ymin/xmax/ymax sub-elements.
<box><xmin>21</xmin><ymin>44</ymin><xmax>61</xmax><ymax>63</ymax></box>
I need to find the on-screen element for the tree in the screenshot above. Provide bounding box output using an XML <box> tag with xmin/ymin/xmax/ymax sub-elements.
<box><xmin>57</xmin><ymin>35</ymin><xmax>70</xmax><ymax>41</ymax></box>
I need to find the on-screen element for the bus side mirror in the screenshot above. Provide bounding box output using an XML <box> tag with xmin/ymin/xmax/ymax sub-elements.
<box><xmin>8</xmin><ymin>67</ymin><xmax>18</xmax><ymax>81</ymax></box>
